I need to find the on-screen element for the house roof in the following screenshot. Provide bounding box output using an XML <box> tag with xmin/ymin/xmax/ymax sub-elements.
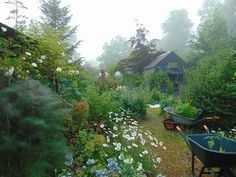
<box><xmin>143</xmin><ymin>51</ymin><xmax>172</xmax><ymax>69</ymax></box>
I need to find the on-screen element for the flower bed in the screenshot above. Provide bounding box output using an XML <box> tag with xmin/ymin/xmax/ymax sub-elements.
<box><xmin>59</xmin><ymin>108</ymin><xmax>166</xmax><ymax>177</ymax></box>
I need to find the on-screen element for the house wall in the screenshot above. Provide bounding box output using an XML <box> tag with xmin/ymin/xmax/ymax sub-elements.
<box><xmin>156</xmin><ymin>52</ymin><xmax>186</xmax><ymax>72</ymax></box>
<box><xmin>143</xmin><ymin>68</ymin><xmax>155</xmax><ymax>74</ymax></box>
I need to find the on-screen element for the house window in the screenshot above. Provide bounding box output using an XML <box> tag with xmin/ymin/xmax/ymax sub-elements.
<box><xmin>168</xmin><ymin>61</ymin><xmax>177</xmax><ymax>68</ymax></box>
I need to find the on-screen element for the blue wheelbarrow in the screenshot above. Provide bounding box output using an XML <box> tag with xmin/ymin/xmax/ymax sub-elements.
<box><xmin>177</xmin><ymin>125</ymin><xmax>236</xmax><ymax>177</ymax></box>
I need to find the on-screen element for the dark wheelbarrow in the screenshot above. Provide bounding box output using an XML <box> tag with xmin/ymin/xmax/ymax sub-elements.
<box><xmin>177</xmin><ymin>125</ymin><xmax>236</xmax><ymax>177</ymax></box>
<box><xmin>163</xmin><ymin>107</ymin><xmax>219</xmax><ymax>130</ymax></box>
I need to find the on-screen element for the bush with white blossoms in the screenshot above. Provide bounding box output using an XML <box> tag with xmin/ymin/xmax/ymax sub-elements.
<box><xmin>101</xmin><ymin>108</ymin><xmax>166</xmax><ymax>176</ymax></box>
<box><xmin>58</xmin><ymin>108</ymin><xmax>166</xmax><ymax>177</ymax></box>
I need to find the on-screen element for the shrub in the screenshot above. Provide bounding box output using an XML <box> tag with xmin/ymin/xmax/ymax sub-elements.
<box><xmin>0</xmin><ymin>80</ymin><xmax>68</xmax><ymax>177</ymax></box>
<box><xmin>174</xmin><ymin>102</ymin><xmax>198</xmax><ymax>118</ymax></box>
<box><xmin>159</xmin><ymin>95</ymin><xmax>175</xmax><ymax>115</ymax></box>
<box><xmin>121</xmin><ymin>88</ymin><xmax>147</xmax><ymax>119</ymax></box>
<box><xmin>86</xmin><ymin>86</ymin><xmax>122</xmax><ymax>122</ymax></box>
<box><xmin>182</xmin><ymin>49</ymin><xmax>236</xmax><ymax>127</ymax></box>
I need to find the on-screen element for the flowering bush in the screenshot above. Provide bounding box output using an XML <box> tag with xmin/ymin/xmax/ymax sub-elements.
<box><xmin>59</xmin><ymin>108</ymin><xmax>166</xmax><ymax>176</ymax></box>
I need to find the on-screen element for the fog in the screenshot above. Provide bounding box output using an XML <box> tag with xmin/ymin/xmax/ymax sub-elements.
<box><xmin>0</xmin><ymin>0</ymin><xmax>204</xmax><ymax>62</ymax></box>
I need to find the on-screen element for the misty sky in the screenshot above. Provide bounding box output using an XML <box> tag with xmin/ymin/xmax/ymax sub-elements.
<box><xmin>0</xmin><ymin>0</ymin><xmax>204</xmax><ymax>62</ymax></box>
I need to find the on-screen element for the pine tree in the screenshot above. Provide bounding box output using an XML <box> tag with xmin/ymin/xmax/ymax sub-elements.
<box><xmin>0</xmin><ymin>80</ymin><xmax>68</xmax><ymax>177</ymax></box>
<box><xmin>40</xmin><ymin>0</ymin><xmax>81</xmax><ymax>62</ymax></box>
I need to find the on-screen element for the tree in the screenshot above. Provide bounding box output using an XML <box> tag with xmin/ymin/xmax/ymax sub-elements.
<box><xmin>5</xmin><ymin>0</ymin><xmax>28</xmax><ymax>30</ymax></box>
<box><xmin>40</xmin><ymin>0</ymin><xmax>81</xmax><ymax>61</ymax></box>
<box><xmin>191</xmin><ymin>10</ymin><xmax>229</xmax><ymax>55</ymax></box>
<box><xmin>0</xmin><ymin>80</ymin><xmax>68</xmax><ymax>177</ymax></box>
<box><xmin>198</xmin><ymin>0</ymin><xmax>221</xmax><ymax>20</ymax></box>
<box><xmin>128</xmin><ymin>22</ymin><xmax>158</xmax><ymax>50</ymax></box>
<box><xmin>97</xmin><ymin>36</ymin><xmax>132</xmax><ymax>70</ymax></box>
<box><xmin>159</xmin><ymin>9</ymin><xmax>193</xmax><ymax>54</ymax></box>
<box><xmin>119</xmin><ymin>23</ymin><xmax>160</xmax><ymax>73</ymax></box>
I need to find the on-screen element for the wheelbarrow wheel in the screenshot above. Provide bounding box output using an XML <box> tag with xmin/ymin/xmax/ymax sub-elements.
<box><xmin>163</xmin><ymin>119</ymin><xmax>176</xmax><ymax>130</ymax></box>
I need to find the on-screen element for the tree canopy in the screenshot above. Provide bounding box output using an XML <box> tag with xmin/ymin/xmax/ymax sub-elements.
<box><xmin>97</xmin><ymin>36</ymin><xmax>132</xmax><ymax>70</ymax></box>
<box><xmin>159</xmin><ymin>9</ymin><xmax>193</xmax><ymax>55</ymax></box>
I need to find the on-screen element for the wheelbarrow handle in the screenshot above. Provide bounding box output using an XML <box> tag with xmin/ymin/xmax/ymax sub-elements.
<box><xmin>176</xmin><ymin>126</ymin><xmax>192</xmax><ymax>149</ymax></box>
<box><xmin>203</xmin><ymin>125</ymin><xmax>210</xmax><ymax>134</ymax></box>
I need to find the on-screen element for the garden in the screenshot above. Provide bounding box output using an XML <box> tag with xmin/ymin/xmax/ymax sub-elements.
<box><xmin>1</xmin><ymin>0</ymin><xmax>236</xmax><ymax>177</ymax></box>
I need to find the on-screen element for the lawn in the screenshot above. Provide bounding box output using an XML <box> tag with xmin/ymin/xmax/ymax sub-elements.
<box><xmin>142</xmin><ymin>108</ymin><xmax>205</xmax><ymax>177</ymax></box>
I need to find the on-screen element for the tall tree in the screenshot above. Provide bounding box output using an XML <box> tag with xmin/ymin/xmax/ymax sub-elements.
<box><xmin>97</xmin><ymin>36</ymin><xmax>132</xmax><ymax>70</ymax></box>
<box><xmin>198</xmin><ymin>0</ymin><xmax>221</xmax><ymax>20</ymax></box>
<box><xmin>5</xmin><ymin>0</ymin><xmax>28</xmax><ymax>30</ymax></box>
<box><xmin>191</xmin><ymin>10</ymin><xmax>229</xmax><ymax>55</ymax></box>
<box><xmin>159</xmin><ymin>9</ymin><xmax>193</xmax><ymax>55</ymax></box>
<box><xmin>40</xmin><ymin>0</ymin><xmax>81</xmax><ymax>62</ymax></box>
<box><xmin>221</xmin><ymin>0</ymin><xmax>236</xmax><ymax>34</ymax></box>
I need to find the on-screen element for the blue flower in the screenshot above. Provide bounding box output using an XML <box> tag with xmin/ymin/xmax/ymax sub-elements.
<box><xmin>65</xmin><ymin>154</ymin><xmax>73</xmax><ymax>167</ymax></box>
<box><xmin>86</xmin><ymin>159</ymin><xmax>95</xmax><ymax>165</ymax></box>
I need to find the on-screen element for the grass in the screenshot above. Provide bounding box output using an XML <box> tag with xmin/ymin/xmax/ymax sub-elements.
<box><xmin>142</xmin><ymin>108</ymin><xmax>206</xmax><ymax>177</ymax></box>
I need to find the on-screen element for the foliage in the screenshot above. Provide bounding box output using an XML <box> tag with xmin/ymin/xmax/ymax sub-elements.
<box><xmin>159</xmin><ymin>9</ymin><xmax>193</xmax><ymax>54</ymax></box>
<box><xmin>127</xmin><ymin>22</ymin><xmax>158</xmax><ymax>50</ymax></box>
<box><xmin>160</xmin><ymin>95</ymin><xmax>174</xmax><ymax>114</ymax></box>
<box><xmin>174</xmin><ymin>102</ymin><xmax>198</xmax><ymax>118</ymax></box>
<box><xmin>144</xmin><ymin>72</ymin><xmax>169</xmax><ymax>91</ymax></box>
<box><xmin>189</xmin><ymin>10</ymin><xmax>229</xmax><ymax>64</ymax></box>
<box><xmin>40</xmin><ymin>0</ymin><xmax>81</xmax><ymax>59</ymax></box>
<box><xmin>97</xmin><ymin>36</ymin><xmax>132</xmax><ymax>70</ymax></box>
<box><xmin>182</xmin><ymin>49</ymin><xmax>236</xmax><ymax>126</ymax></box>
<box><xmin>5</xmin><ymin>0</ymin><xmax>28</xmax><ymax>30</ymax></box>
<box><xmin>62</xmin><ymin>109</ymin><xmax>165</xmax><ymax>176</ymax></box>
<box><xmin>0</xmin><ymin>80</ymin><xmax>68</xmax><ymax>177</ymax></box>
<box><xmin>86</xmin><ymin>86</ymin><xmax>122</xmax><ymax>122</ymax></box>
<box><xmin>121</xmin><ymin>88</ymin><xmax>147</xmax><ymax>119</ymax></box>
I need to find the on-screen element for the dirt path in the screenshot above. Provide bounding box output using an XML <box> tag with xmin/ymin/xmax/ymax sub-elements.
<box><xmin>142</xmin><ymin>108</ymin><xmax>204</xmax><ymax>177</ymax></box>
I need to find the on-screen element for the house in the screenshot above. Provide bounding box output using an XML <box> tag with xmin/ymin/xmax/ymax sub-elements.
<box><xmin>143</xmin><ymin>51</ymin><xmax>187</xmax><ymax>87</ymax></box>
<box><xmin>119</xmin><ymin>51</ymin><xmax>187</xmax><ymax>89</ymax></box>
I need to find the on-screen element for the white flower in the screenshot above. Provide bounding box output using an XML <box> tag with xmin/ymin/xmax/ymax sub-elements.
<box><xmin>100</xmin><ymin>124</ymin><xmax>104</xmax><ymax>128</ymax></box>
<box><xmin>37</xmin><ymin>59</ymin><xmax>43</xmax><ymax>63</ymax></box>
<box><xmin>131</xmin><ymin>131</ymin><xmax>137</xmax><ymax>137</ymax></box>
<box><xmin>132</xmin><ymin>143</ymin><xmax>138</xmax><ymax>147</ymax></box>
<box><xmin>106</xmin><ymin>137</ymin><xmax>110</xmax><ymax>143</ymax></box>
<box><xmin>137</xmin><ymin>162</ymin><xmax>143</xmax><ymax>171</ymax></box>
<box><xmin>68</xmin><ymin>59</ymin><xmax>73</xmax><ymax>64</ymax></box>
<box><xmin>25</xmin><ymin>52</ymin><xmax>31</xmax><ymax>56</ymax></box>
<box><xmin>141</xmin><ymin>138</ymin><xmax>146</xmax><ymax>146</ymax></box>
<box><xmin>127</xmin><ymin>145</ymin><xmax>131</xmax><ymax>149</ymax></box>
<box><xmin>4</xmin><ymin>66</ymin><xmax>14</xmax><ymax>76</ymax></box>
<box><xmin>156</xmin><ymin>157</ymin><xmax>161</xmax><ymax>163</ymax></box>
<box><xmin>151</xmin><ymin>142</ymin><xmax>158</xmax><ymax>147</ymax></box>
<box><xmin>56</xmin><ymin>67</ymin><xmax>62</xmax><ymax>72</ymax></box>
<box><xmin>163</xmin><ymin>146</ymin><xmax>167</xmax><ymax>150</ymax></box>
<box><xmin>32</xmin><ymin>63</ymin><xmax>37</xmax><ymax>67</ymax></box>
<box><xmin>61</xmin><ymin>52</ymin><xmax>65</xmax><ymax>56</ymax></box>
<box><xmin>124</xmin><ymin>158</ymin><xmax>133</xmax><ymax>164</ymax></box>
<box><xmin>1</xmin><ymin>27</ymin><xmax>7</xmax><ymax>32</ymax></box>
<box><xmin>26</xmin><ymin>70</ymin><xmax>29</xmax><ymax>73</ymax></box>
<box><xmin>57</xmin><ymin>41</ymin><xmax>61</xmax><ymax>45</ymax></box>
<box><xmin>159</xmin><ymin>142</ymin><xmax>163</xmax><ymax>146</ymax></box>
<box><xmin>142</xmin><ymin>150</ymin><xmax>148</xmax><ymax>155</ymax></box>
<box><xmin>41</xmin><ymin>55</ymin><xmax>46</xmax><ymax>60</ymax></box>
<box><xmin>103</xmin><ymin>144</ymin><xmax>108</xmax><ymax>147</ymax></box>
<box><xmin>115</xmin><ymin>146</ymin><xmax>121</xmax><ymax>151</ymax></box>
<box><xmin>139</xmin><ymin>154</ymin><xmax>143</xmax><ymax>157</ymax></box>
<box><xmin>118</xmin><ymin>153</ymin><xmax>124</xmax><ymax>160</ymax></box>
<box><xmin>113</xmin><ymin>126</ymin><xmax>118</xmax><ymax>131</ymax></box>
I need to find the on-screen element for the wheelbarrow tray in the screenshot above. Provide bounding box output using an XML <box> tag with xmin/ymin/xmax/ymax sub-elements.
<box><xmin>187</xmin><ymin>134</ymin><xmax>236</xmax><ymax>168</ymax></box>
<box><xmin>163</xmin><ymin>107</ymin><xmax>205</xmax><ymax>126</ymax></box>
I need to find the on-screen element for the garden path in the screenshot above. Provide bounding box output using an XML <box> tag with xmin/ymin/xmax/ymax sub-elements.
<box><xmin>142</xmin><ymin>108</ymin><xmax>211</xmax><ymax>177</ymax></box>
